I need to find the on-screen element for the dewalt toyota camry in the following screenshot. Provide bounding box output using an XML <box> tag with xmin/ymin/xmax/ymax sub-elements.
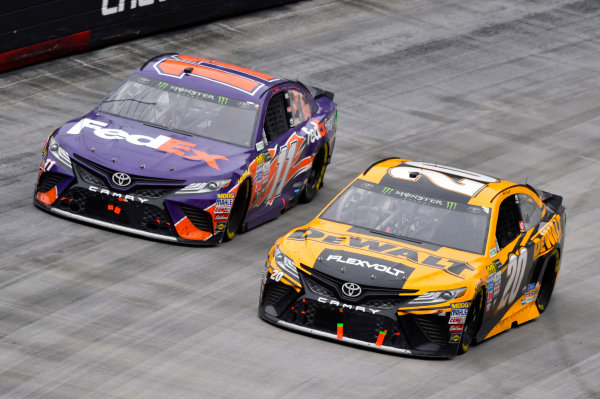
<box><xmin>259</xmin><ymin>158</ymin><xmax>565</xmax><ymax>357</ymax></box>
<box><xmin>34</xmin><ymin>54</ymin><xmax>336</xmax><ymax>244</ymax></box>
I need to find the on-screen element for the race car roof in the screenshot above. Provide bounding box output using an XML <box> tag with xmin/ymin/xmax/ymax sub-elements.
<box><xmin>362</xmin><ymin>158</ymin><xmax>520</xmax><ymax>206</ymax></box>
<box><xmin>138</xmin><ymin>53</ymin><xmax>285</xmax><ymax>102</ymax></box>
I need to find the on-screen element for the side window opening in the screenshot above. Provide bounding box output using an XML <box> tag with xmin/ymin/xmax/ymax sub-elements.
<box><xmin>518</xmin><ymin>193</ymin><xmax>542</xmax><ymax>230</ymax></box>
<box><xmin>287</xmin><ymin>89</ymin><xmax>312</xmax><ymax>128</ymax></box>
<box><xmin>264</xmin><ymin>92</ymin><xmax>289</xmax><ymax>142</ymax></box>
<box><xmin>496</xmin><ymin>195</ymin><xmax>522</xmax><ymax>249</ymax></box>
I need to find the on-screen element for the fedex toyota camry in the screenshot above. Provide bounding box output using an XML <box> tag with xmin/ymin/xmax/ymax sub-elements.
<box><xmin>259</xmin><ymin>158</ymin><xmax>565</xmax><ymax>357</ymax></box>
<box><xmin>34</xmin><ymin>54</ymin><xmax>337</xmax><ymax>244</ymax></box>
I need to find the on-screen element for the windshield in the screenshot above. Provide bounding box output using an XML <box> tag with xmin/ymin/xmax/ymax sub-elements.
<box><xmin>97</xmin><ymin>74</ymin><xmax>260</xmax><ymax>147</ymax></box>
<box><xmin>321</xmin><ymin>180</ymin><xmax>491</xmax><ymax>254</ymax></box>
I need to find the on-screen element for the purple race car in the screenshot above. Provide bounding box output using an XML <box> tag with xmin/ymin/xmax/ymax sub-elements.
<box><xmin>34</xmin><ymin>54</ymin><xmax>337</xmax><ymax>244</ymax></box>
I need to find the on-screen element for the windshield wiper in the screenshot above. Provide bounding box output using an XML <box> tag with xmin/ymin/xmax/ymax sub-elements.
<box><xmin>142</xmin><ymin>122</ymin><xmax>194</xmax><ymax>137</ymax></box>
<box><xmin>369</xmin><ymin>229</ymin><xmax>423</xmax><ymax>245</ymax></box>
<box><xmin>101</xmin><ymin>98</ymin><xmax>157</xmax><ymax>106</ymax></box>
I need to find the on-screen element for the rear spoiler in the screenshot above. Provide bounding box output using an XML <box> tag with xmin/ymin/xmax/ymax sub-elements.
<box><xmin>540</xmin><ymin>191</ymin><xmax>563</xmax><ymax>213</ymax></box>
<box><xmin>305</xmin><ymin>84</ymin><xmax>334</xmax><ymax>101</ymax></box>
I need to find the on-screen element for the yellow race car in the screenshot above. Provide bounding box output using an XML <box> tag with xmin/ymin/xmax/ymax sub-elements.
<box><xmin>259</xmin><ymin>158</ymin><xmax>565</xmax><ymax>357</ymax></box>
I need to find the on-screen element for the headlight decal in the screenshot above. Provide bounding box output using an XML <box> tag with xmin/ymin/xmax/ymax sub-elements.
<box><xmin>175</xmin><ymin>179</ymin><xmax>231</xmax><ymax>195</ymax></box>
<box><xmin>406</xmin><ymin>287</ymin><xmax>467</xmax><ymax>306</ymax></box>
<box><xmin>48</xmin><ymin>136</ymin><xmax>72</xmax><ymax>170</ymax></box>
<box><xmin>270</xmin><ymin>246</ymin><xmax>301</xmax><ymax>287</ymax></box>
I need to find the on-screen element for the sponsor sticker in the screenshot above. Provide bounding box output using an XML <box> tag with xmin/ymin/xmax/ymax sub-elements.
<box><xmin>214</xmin><ymin>206</ymin><xmax>231</xmax><ymax>214</ymax></box>
<box><xmin>450</xmin><ymin>308</ymin><xmax>468</xmax><ymax>317</ymax></box>
<box><xmin>448</xmin><ymin>316</ymin><xmax>466</xmax><ymax>324</ymax></box>
<box><xmin>215</xmin><ymin>223</ymin><xmax>226</xmax><ymax>231</ymax></box>
<box><xmin>449</xmin><ymin>324</ymin><xmax>464</xmax><ymax>332</ymax></box>
<box><xmin>216</xmin><ymin>198</ymin><xmax>233</xmax><ymax>206</ymax></box>
<box><xmin>519</xmin><ymin>221</ymin><xmax>526</xmax><ymax>232</ymax></box>
<box><xmin>450</xmin><ymin>302</ymin><xmax>470</xmax><ymax>309</ymax></box>
<box><xmin>449</xmin><ymin>333</ymin><xmax>462</xmax><ymax>343</ymax></box>
<box><xmin>489</xmin><ymin>247</ymin><xmax>498</xmax><ymax>257</ymax></box>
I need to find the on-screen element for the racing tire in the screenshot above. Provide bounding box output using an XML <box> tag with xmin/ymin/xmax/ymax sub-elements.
<box><xmin>223</xmin><ymin>179</ymin><xmax>250</xmax><ymax>242</ymax></box>
<box><xmin>300</xmin><ymin>144</ymin><xmax>328</xmax><ymax>203</ymax></box>
<box><xmin>458</xmin><ymin>290</ymin><xmax>484</xmax><ymax>355</ymax></box>
<box><xmin>536</xmin><ymin>250</ymin><xmax>560</xmax><ymax>313</ymax></box>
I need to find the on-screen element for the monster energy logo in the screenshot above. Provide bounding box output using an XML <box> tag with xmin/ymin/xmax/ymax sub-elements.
<box><xmin>447</xmin><ymin>201</ymin><xmax>457</xmax><ymax>210</ymax></box>
<box><xmin>381</xmin><ymin>187</ymin><xmax>394</xmax><ymax>195</ymax></box>
<box><xmin>218</xmin><ymin>96</ymin><xmax>229</xmax><ymax>104</ymax></box>
<box><xmin>157</xmin><ymin>81</ymin><xmax>169</xmax><ymax>89</ymax></box>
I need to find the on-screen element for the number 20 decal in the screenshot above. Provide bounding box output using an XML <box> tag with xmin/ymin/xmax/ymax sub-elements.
<box><xmin>498</xmin><ymin>248</ymin><xmax>528</xmax><ymax>309</ymax></box>
<box><xmin>390</xmin><ymin>162</ymin><xmax>496</xmax><ymax>197</ymax></box>
<box><xmin>270</xmin><ymin>270</ymin><xmax>284</xmax><ymax>282</ymax></box>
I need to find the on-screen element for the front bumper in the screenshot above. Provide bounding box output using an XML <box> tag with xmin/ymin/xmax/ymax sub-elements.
<box><xmin>33</xmin><ymin>157</ymin><xmax>227</xmax><ymax>245</ymax></box>
<box><xmin>258</xmin><ymin>276</ymin><xmax>462</xmax><ymax>358</ymax></box>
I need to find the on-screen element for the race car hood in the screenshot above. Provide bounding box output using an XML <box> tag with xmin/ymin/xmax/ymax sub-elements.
<box><xmin>280</xmin><ymin>219</ymin><xmax>485</xmax><ymax>290</ymax></box>
<box><xmin>53</xmin><ymin>113</ymin><xmax>251</xmax><ymax>182</ymax></box>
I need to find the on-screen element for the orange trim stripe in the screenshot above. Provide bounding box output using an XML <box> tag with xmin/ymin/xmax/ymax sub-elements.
<box><xmin>178</xmin><ymin>55</ymin><xmax>274</xmax><ymax>80</ymax></box>
<box><xmin>157</xmin><ymin>59</ymin><xmax>261</xmax><ymax>93</ymax></box>
<box><xmin>174</xmin><ymin>216</ymin><xmax>212</xmax><ymax>241</ymax></box>
<box><xmin>37</xmin><ymin>187</ymin><xmax>58</xmax><ymax>205</ymax></box>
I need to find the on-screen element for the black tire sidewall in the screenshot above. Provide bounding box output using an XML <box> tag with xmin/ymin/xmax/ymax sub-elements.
<box><xmin>300</xmin><ymin>145</ymin><xmax>327</xmax><ymax>203</ymax></box>
<box><xmin>536</xmin><ymin>250</ymin><xmax>559</xmax><ymax>313</ymax></box>
<box><xmin>459</xmin><ymin>290</ymin><xmax>484</xmax><ymax>354</ymax></box>
<box><xmin>223</xmin><ymin>180</ymin><xmax>249</xmax><ymax>241</ymax></box>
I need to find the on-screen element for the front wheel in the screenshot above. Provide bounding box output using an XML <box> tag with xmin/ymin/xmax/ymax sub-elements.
<box><xmin>458</xmin><ymin>291</ymin><xmax>484</xmax><ymax>355</ymax></box>
<box><xmin>223</xmin><ymin>180</ymin><xmax>250</xmax><ymax>242</ymax></box>
<box><xmin>300</xmin><ymin>144</ymin><xmax>328</xmax><ymax>203</ymax></box>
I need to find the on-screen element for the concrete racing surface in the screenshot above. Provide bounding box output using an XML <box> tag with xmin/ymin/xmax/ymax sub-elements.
<box><xmin>1</xmin><ymin>0</ymin><xmax>600</xmax><ymax>397</ymax></box>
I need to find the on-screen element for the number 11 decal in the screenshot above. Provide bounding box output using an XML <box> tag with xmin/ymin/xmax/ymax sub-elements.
<box><xmin>498</xmin><ymin>248</ymin><xmax>528</xmax><ymax>309</ymax></box>
<box><xmin>267</xmin><ymin>140</ymin><xmax>298</xmax><ymax>204</ymax></box>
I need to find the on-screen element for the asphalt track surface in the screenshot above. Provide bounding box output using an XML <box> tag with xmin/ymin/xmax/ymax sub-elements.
<box><xmin>1</xmin><ymin>0</ymin><xmax>600</xmax><ymax>398</ymax></box>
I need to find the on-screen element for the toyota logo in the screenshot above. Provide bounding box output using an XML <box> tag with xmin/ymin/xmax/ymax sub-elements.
<box><xmin>341</xmin><ymin>282</ymin><xmax>362</xmax><ymax>298</ymax></box>
<box><xmin>112</xmin><ymin>172</ymin><xmax>132</xmax><ymax>187</ymax></box>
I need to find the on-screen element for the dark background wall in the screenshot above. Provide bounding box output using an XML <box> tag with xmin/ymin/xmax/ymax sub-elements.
<box><xmin>0</xmin><ymin>0</ymin><xmax>300</xmax><ymax>72</ymax></box>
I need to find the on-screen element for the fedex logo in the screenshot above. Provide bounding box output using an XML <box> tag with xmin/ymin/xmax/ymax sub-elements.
<box><xmin>66</xmin><ymin>118</ymin><xmax>227</xmax><ymax>169</ymax></box>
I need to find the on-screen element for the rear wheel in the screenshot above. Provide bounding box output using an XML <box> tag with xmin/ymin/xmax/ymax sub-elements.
<box><xmin>300</xmin><ymin>144</ymin><xmax>328</xmax><ymax>203</ymax></box>
<box><xmin>458</xmin><ymin>290</ymin><xmax>484</xmax><ymax>355</ymax></box>
<box><xmin>223</xmin><ymin>180</ymin><xmax>250</xmax><ymax>242</ymax></box>
<box><xmin>536</xmin><ymin>250</ymin><xmax>560</xmax><ymax>313</ymax></box>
